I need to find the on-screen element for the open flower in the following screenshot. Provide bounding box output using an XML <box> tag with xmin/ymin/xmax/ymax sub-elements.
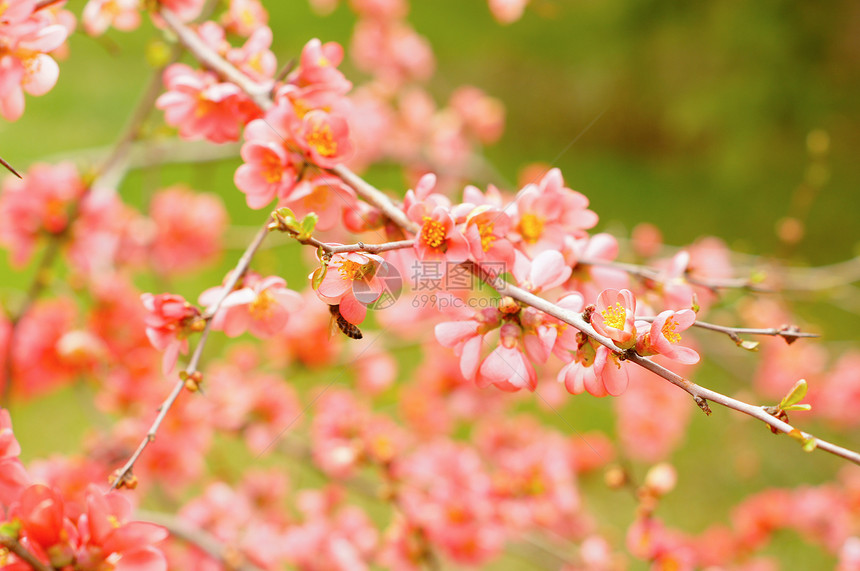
<box><xmin>141</xmin><ymin>293</ymin><xmax>201</xmax><ymax>373</ymax></box>
<box><xmin>199</xmin><ymin>272</ymin><xmax>302</xmax><ymax>338</ymax></box>
<box><xmin>636</xmin><ymin>309</ymin><xmax>699</xmax><ymax>364</ymax></box>
<box><xmin>558</xmin><ymin>344</ymin><xmax>629</xmax><ymax>397</ymax></box>
<box><xmin>476</xmin><ymin>323</ymin><xmax>537</xmax><ymax>392</ymax></box>
<box><xmin>590</xmin><ymin>288</ymin><xmax>637</xmax><ymax>350</ymax></box>
<box><xmin>412</xmin><ymin>206</ymin><xmax>470</xmax><ymax>263</ymax></box>
<box><xmin>315</xmin><ymin>252</ymin><xmax>384</xmax><ymax>325</ymax></box>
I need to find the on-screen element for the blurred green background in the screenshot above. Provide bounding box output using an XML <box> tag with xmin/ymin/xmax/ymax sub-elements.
<box><xmin>2</xmin><ymin>0</ymin><xmax>860</xmax><ymax>568</ymax></box>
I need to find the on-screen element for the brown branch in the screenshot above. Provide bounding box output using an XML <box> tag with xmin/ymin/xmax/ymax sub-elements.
<box><xmin>0</xmin><ymin>534</ymin><xmax>52</xmax><ymax>571</ymax></box>
<box><xmin>33</xmin><ymin>0</ymin><xmax>65</xmax><ymax>10</ymax></box>
<box><xmin>578</xmin><ymin>257</ymin><xmax>772</xmax><ymax>293</ymax></box>
<box><xmin>634</xmin><ymin>316</ymin><xmax>818</xmax><ymax>346</ymax></box>
<box><xmin>158</xmin><ymin>4</ymin><xmax>860</xmax><ymax>468</ymax></box>
<box><xmin>158</xmin><ymin>8</ymin><xmax>273</xmax><ymax>111</ymax></box>
<box><xmin>135</xmin><ymin>510</ymin><xmax>266</xmax><ymax>571</ymax></box>
<box><xmin>1</xmin><ymin>41</ymin><xmax>185</xmax><ymax>408</ymax></box>
<box><xmin>110</xmin><ymin>219</ymin><xmax>272</xmax><ymax>489</ymax></box>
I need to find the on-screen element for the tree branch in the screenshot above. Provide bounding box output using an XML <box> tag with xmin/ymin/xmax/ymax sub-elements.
<box><xmin>135</xmin><ymin>510</ymin><xmax>267</xmax><ymax>571</ymax></box>
<box><xmin>110</xmin><ymin>218</ymin><xmax>273</xmax><ymax>489</ymax></box>
<box><xmin>0</xmin><ymin>534</ymin><xmax>52</xmax><ymax>571</ymax></box>
<box><xmin>156</xmin><ymin>5</ymin><xmax>860</xmax><ymax>468</ymax></box>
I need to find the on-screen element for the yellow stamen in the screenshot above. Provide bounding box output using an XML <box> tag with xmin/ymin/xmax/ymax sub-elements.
<box><xmin>421</xmin><ymin>216</ymin><xmax>446</xmax><ymax>249</ymax></box>
<box><xmin>249</xmin><ymin>290</ymin><xmax>275</xmax><ymax>319</ymax></box>
<box><xmin>306</xmin><ymin>122</ymin><xmax>337</xmax><ymax>157</ymax></box>
<box><xmin>262</xmin><ymin>153</ymin><xmax>283</xmax><ymax>183</ymax></box>
<box><xmin>662</xmin><ymin>316</ymin><xmax>681</xmax><ymax>344</ymax></box>
<box><xmin>478</xmin><ymin>222</ymin><xmax>496</xmax><ymax>252</ymax></box>
<box><xmin>518</xmin><ymin>213</ymin><xmax>545</xmax><ymax>243</ymax></box>
<box><xmin>601</xmin><ymin>302</ymin><xmax>626</xmax><ymax>330</ymax></box>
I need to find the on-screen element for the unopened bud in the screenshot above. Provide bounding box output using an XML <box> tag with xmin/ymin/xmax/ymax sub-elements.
<box><xmin>643</xmin><ymin>462</ymin><xmax>677</xmax><ymax>496</ymax></box>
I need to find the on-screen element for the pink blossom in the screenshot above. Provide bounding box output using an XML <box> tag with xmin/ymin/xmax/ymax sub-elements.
<box><xmin>476</xmin><ymin>323</ymin><xmax>537</xmax><ymax>392</ymax></box>
<box><xmin>412</xmin><ymin>206</ymin><xmax>470</xmax><ymax>263</ymax></box>
<box><xmin>488</xmin><ymin>0</ymin><xmax>530</xmax><ymax>24</ymax></box>
<box><xmin>290</xmin><ymin>38</ymin><xmax>352</xmax><ymax>96</ymax></box>
<box><xmin>463</xmin><ymin>205</ymin><xmax>515</xmax><ymax>268</ymax></box>
<box><xmin>636</xmin><ymin>309</ymin><xmax>699</xmax><ymax>364</ymax></box>
<box><xmin>82</xmin><ymin>0</ymin><xmax>141</xmax><ymax>36</ymax></box>
<box><xmin>148</xmin><ymin>186</ymin><xmax>228</xmax><ymax>275</ymax></box>
<box><xmin>226</xmin><ymin>25</ymin><xmax>277</xmax><ymax>83</ymax></box>
<box><xmin>512</xmin><ymin>168</ymin><xmax>598</xmax><ymax>253</ymax></box>
<box><xmin>558</xmin><ymin>344</ymin><xmax>629</xmax><ymax>397</ymax></box>
<box><xmin>449</xmin><ymin>86</ymin><xmax>505</xmax><ymax>144</ymax></box>
<box><xmin>563</xmin><ymin>232</ymin><xmax>630</xmax><ymax>300</ymax></box>
<box><xmin>350</xmin><ymin>19</ymin><xmax>435</xmax><ymax>89</ymax></box>
<box><xmin>435</xmin><ymin>309</ymin><xmax>499</xmax><ymax>381</ymax></box>
<box><xmin>234</xmin><ymin>104</ymin><xmax>303</xmax><ymax>209</ymax></box>
<box><xmin>0</xmin><ymin>162</ymin><xmax>86</xmax><ymax>266</ymax></box>
<box><xmin>156</xmin><ymin>63</ymin><xmax>261</xmax><ymax>143</ymax></box>
<box><xmin>294</xmin><ymin>109</ymin><xmax>354</xmax><ymax>168</ymax></box>
<box><xmin>221</xmin><ymin>0</ymin><xmax>268</xmax><ymax>37</ymax></box>
<box><xmin>315</xmin><ymin>252</ymin><xmax>384</xmax><ymax>325</ymax></box>
<box><xmin>614</xmin><ymin>356</ymin><xmax>693</xmax><ymax>461</ymax></box>
<box><xmin>512</xmin><ymin>249</ymin><xmax>572</xmax><ymax>293</ymax></box>
<box><xmin>140</xmin><ymin>292</ymin><xmax>201</xmax><ymax>373</ymax></box>
<box><xmin>0</xmin><ymin>3</ymin><xmax>69</xmax><ymax>121</ymax></box>
<box><xmin>283</xmin><ymin>176</ymin><xmax>358</xmax><ymax>231</ymax></box>
<box><xmin>199</xmin><ymin>273</ymin><xmax>302</xmax><ymax>338</ymax></box>
<box><xmin>157</xmin><ymin>0</ymin><xmax>206</xmax><ymax>22</ymax></box>
<box><xmin>591</xmin><ymin>288</ymin><xmax>638</xmax><ymax>349</ymax></box>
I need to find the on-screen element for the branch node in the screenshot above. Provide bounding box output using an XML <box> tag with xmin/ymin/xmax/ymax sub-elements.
<box><xmin>695</xmin><ymin>396</ymin><xmax>712</xmax><ymax>415</ymax></box>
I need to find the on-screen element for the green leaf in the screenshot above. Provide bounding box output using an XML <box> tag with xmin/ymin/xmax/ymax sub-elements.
<box><xmin>802</xmin><ymin>438</ymin><xmax>817</xmax><ymax>452</ymax></box>
<box><xmin>738</xmin><ymin>340</ymin><xmax>760</xmax><ymax>352</ymax></box>
<box><xmin>275</xmin><ymin>207</ymin><xmax>296</xmax><ymax>220</ymax></box>
<box><xmin>0</xmin><ymin>519</ymin><xmax>21</xmax><ymax>537</ymax></box>
<box><xmin>311</xmin><ymin>265</ymin><xmax>327</xmax><ymax>290</ymax></box>
<box><xmin>780</xmin><ymin>379</ymin><xmax>808</xmax><ymax>409</ymax></box>
<box><xmin>782</xmin><ymin>403</ymin><xmax>811</xmax><ymax>412</ymax></box>
<box><xmin>298</xmin><ymin>212</ymin><xmax>319</xmax><ymax>240</ymax></box>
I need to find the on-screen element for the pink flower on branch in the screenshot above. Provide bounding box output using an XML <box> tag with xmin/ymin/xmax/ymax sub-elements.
<box><xmin>199</xmin><ymin>272</ymin><xmax>302</xmax><ymax>339</ymax></box>
<box><xmin>590</xmin><ymin>288</ymin><xmax>638</xmax><ymax>350</ymax></box>
<box><xmin>411</xmin><ymin>206</ymin><xmax>470</xmax><ymax>263</ymax></box>
<box><xmin>156</xmin><ymin>63</ymin><xmax>262</xmax><ymax>144</ymax></box>
<box><xmin>315</xmin><ymin>252</ymin><xmax>385</xmax><ymax>325</ymax></box>
<box><xmin>558</xmin><ymin>344</ymin><xmax>629</xmax><ymax>397</ymax></box>
<box><xmin>140</xmin><ymin>292</ymin><xmax>202</xmax><ymax>373</ymax></box>
<box><xmin>636</xmin><ymin>309</ymin><xmax>700</xmax><ymax>365</ymax></box>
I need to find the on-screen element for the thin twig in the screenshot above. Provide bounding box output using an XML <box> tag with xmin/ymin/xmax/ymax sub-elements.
<box><xmin>1</xmin><ymin>40</ymin><xmax>185</xmax><ymax>408</ymax></box>
<box><xmin>0</xmin><ymin>534</ymin><xmax>52</xmax><ymax>571</ymax></box>
<box><xmin>578</xmin><ymin>257</ymin><xmax>772</xmax><ymax>293</ymax></box>
<box><xmin>159</xmin><ymin>8</ymin><xmax>273</xmax><ymax>110</ymax></box>
<box><xmin>0</xmin><ymin>156</ymin><xmax>21</xmax><ymax>178</ymax></box>
<box><xmin>135</xmin><ymin>510</ymin><xmax>266</xmax><ymax>571</ymax></box>
<box><xmin>159</xmin><ymin>4</ymin><xmax>860</xmax><ymax>468</ymax></box>
<box><xmin>635</xmin><ymin>315</ymin><xmax>819</xmax><ymax>345</ymax></box>
<box><xmin>33</xmin><ymin>0</ymin><xmax>65</xmax><ymax>10</ymax></box>
<box><xmin>110</xmin><ymin>219</ymin><xmax>272</xmax><ymax>489</ymax></box>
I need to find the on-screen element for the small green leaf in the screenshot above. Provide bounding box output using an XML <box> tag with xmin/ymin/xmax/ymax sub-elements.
<box><xmin>802</xmin><ymin>438</ymin><xmax>817</xmax><ymax>452</ymax></box>
<box><xmin>275</xmin><ymin>207</ymin><xmax>296</xmax><ymax>219</ymax></box>
<box><xmin>780</xmin><ymin>379</ymin><xmax>808</xmax><ymax>409</ymax></box>
<box><xmin>0</xmin><ymin>519</ymin><xmax>21</xmax><ymax>537</ymax></box>
<box><xmin>311</xmin><ymin>265</ymin><xmax>327</xmax><ymax>290</ymax></box>
<box><xmin>738</xmin><ymin>340</ymin><xmax>760</xmax><ymax>352</ymax></box>
<box><xmin>297</xmin><ymin>212</ymin><xmax>319</xmax><ymax>240</ymax></box>
<box><xmin>782</xmin><ymin>403</ymin><xmax>811</xmax><ymax>412</ymax></box>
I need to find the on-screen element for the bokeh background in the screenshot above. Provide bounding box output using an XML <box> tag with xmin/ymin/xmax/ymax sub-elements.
<box><xmin>2</xmin><ymin>1</ymin><xmax>860</xmax><ymax>568</ymax></box>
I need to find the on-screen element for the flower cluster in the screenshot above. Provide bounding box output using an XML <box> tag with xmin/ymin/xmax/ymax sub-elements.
<box><xmin>0</xmin><ymin>1</ymin><xmax>73</xmax><ymax>121</ymax></box>
<box><xmin>0</xmin><ymin>412</ymin><xmax>168</xmax><ymax>570</ymax></box>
